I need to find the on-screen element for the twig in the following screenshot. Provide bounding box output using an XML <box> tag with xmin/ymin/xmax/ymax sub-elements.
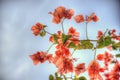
<box><xmin>46</xmin><ymin>43</ymin><xmax>55</xmax><ymax>53</ymax></box>
<box><xmin>71</xmin><ymin>48</ymin><xmax>76</xmax><ymax>56</ymax></box>
<box><xmin>44</xmin><ymin>30</ymin><xmax>53</xmax><ymax>35</ymax></box>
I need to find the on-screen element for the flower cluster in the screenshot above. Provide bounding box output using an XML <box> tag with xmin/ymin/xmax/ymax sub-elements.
<box><xmin>105</xmin><ymin>61</ymin><xmax>120</xmax><ymax>80</ymax></box>
<box><xmin>74</xmin><ymin>12</ymin><xmax>99</xmax><ymax>23</ymax></box>
<box><xmin>49</xmin><ymin>6</ymin><xmax>74</xmax><ymax>24</ymax></box>
<box><xmin>97</xmin><ymin>51</ymin><xmax>113</xmax><ymax>70</ymax></box>
<box><xmin>29</xmin><ymin>6</ymin><xmax>120</xmax><ymax>80</ymax></box>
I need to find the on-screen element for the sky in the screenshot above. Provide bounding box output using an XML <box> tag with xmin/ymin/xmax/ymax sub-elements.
<box><xmin>0</xmin><ymin>0</ymin><xmax>120</xmax><ymax>80</ymax></box>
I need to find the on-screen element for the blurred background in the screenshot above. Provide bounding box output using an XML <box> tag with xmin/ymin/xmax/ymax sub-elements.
<box><xmin>0</xmin><ymin>0</ymin><xmax>120</xmax><ymax>80</ymax></box>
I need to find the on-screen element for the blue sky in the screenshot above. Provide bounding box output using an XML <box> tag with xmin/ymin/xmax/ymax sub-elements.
<box><xmin>1</xmin><ymin>0</ymin><xmax>120</xmax><ymax>80</ymax></box>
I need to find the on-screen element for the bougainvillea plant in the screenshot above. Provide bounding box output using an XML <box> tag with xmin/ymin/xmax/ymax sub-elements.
<box><xmin>30</xmin><ymin>6</ymin><xmax>120</xmax><ymax>80</ymax></box>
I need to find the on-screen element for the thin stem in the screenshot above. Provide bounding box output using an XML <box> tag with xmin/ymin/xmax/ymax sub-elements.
<box><xmin>71</xmin><ymin>73</ymin><xmax>73</xmax><ymax>79</ymax></box>
<box><xmin>93</xmin><ymin>48</ymin><xmax>97</xmax><ymax>60</ymax></box>
<box><xmin>70</xmin><ymin>39</ymin><xmax>97</xmax><ymax>42</ymax></box>
<box><xmin>61</xmin><ymin>18</ymin><xmax>65</xmax><ymax>33</ymax></box>
<box><xmin>46</xmin><ymin>43</ymin><xmax>55</xmax><ymax>53</ymax></box>
<box><xmin>44</xmin><ymin>30</ymin><xmax>53</xmax><ymax>35</ymax></box>
<box><xmin>93</xmin><ymin>43</ymin><xmax>97</xmax><ymax>80</ymax></box>
<box><xmin>86</xmin><ymin>22</ymin><xmax>89</xmax><ymax>40</ymax></box>
<box><xmin>102</xmin><ymin>28</ymin><xmax>109</xmax><ymax>38</ymax></box>
<box><xmin>71</xmin><ymin>48</ymin><xmax>76</xmax><ymax>56</ymax></box>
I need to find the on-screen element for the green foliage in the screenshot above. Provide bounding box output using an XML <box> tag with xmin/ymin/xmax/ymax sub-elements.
<box><xmin>111</xmin><ymin>60</ymin><xmax>117</xmax><ymax>63</ymax></box>
<box><xmin>49</xmin><ymin>74</ymin><xmax>54</xmax><ymax>80</ymax></box>
<box><xmin>73</xmin><ymin>77</ymin><xmax>79</xmax><ymax>80</ymax></box>
<box><xmin>49</xmin><ymin>73</ymin><xmax>63</xmax><ymax>80</ymax></box>
<box><xmin>40</xmin><ymin>30</ymin><xmax>46</xmax><ymax>37</ymax></box>
<box><xmin>76</xmin><ymin>40</ymin><xmax>94</xmax><ymax>50</ymax></box>
<box><xmin>43</xmin><ymin>25</ymin><xmax>47</xmax><ymax>28</ymax></box>
<box><xmin>79</xmin><ymin>76</ymin><xmax>87</xmax><ymax>80</ymax></box>
<box><xmin>112</xmin><ymin>42</ymin><xmax>120</xmax><ymax>50</ymax></box>
<box><xmin>80</xmin><ymin>40</ymin><xmax>93</xmax><ymax>49</ymax></box>
<box><xmin>68</xmin><ymin>40</ymin><xmax>93</xmax><ymax>50</ymax></box>
<box><xmin>68</xmin><ymin>42</ymin><xmax>76</xmax><ymax>48</ymax></box>
<box><xmin>56</xmin><ymin>77</ymin><xmax>62</xmax><ymax>80</ymax></box>
<box><xmin>115</xmin><ymin>54</ymin><xmax>120</xmax><ymax>58</ymax></box>
<box><xmin>55</xmin><ymin>72</ymin><xmax>58</xmax><ymax>78</ymax></box>
<box><xmin>97</xmin><ymin>36</ymin><xmax>113</xmax><ymax>48</ymax></box>
<box><xmin>63</xmin><ymin>75</ymin><xmax>67</xmax><ymax>80</ymax></box>
<box><xmin>53</xmin><ymin>34</ymin><xmax>59</xmax><ymax>43</ymax></box>
<box><xmin>62</xmin><ymin>34</ymin><xmax>72</xmax><ymax>44</ymax></box>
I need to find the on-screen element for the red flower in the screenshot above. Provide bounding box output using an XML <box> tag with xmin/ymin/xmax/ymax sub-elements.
<box><xmin>54</xmin><ymin>6</ymin><xmax>66</xmax><ymax>19</ymax></box>
<box><xmin>88</xmin><ymin>60</ymin><xmax>103</xmax><ymax>80</ymax></box>
<box><xmin>64</xmin><ymin>9</ymin><xmax>74</xmax><ymax>19</ymax></box>
<box><xmin>112</xmin><ymin>29</ymin><xmax>116</xmax><ymax>33</ymax></box>
<box><xmin>49</xmin><ymin>36</ymin><xmax>54</xmax><ymax>42</ymax></box>
<box><xmin>103</xmin><ymin>51</ymin><xmax>113</xmax><ymax>70</ymax></box>
<box><xmin>92</xmin><ymin>15</ymin><xmax>99</xmax><ymax>22</ymax></box>
<box><xmin>97</xmin><ymin>30</ymin><xmax>103</xmax><ymax>39</ymax></box>
<box><xmin>97</xmin><ymin>54</ymin><xmax>104</xmax><ymax>61</ymax></box>
<box><xmin>68</xmin><ymin>27</ymin><xmax>80</xmax><ymax>37</ymax></box>
<box><xmin>75</xmin><ymin>63</ymin><xmax>86</xmax><ymax>75</ymax></box>
<box><xmin>49</xmin><ymin>6</ymin><xmax>74</xmax><ymax>24</ymax></box>
<box><xmin>86</xmin><ymin>12</ymin><xmax>99</xmax><ymax>23</ymax></box>
<box><xmin>74</xmin><ymin>14</ymin><xmax>84</xmax><ymax>23</ymax></box>
<box><xmin>105</xmin><ymin>62</ymin><xmax>120</xmax><ymax>80</ymax></box>
<box><xmin>52</xmin><ymin>16</ymin><xmax>61</xmax><ymax>24</ymax></box>
<box><xmin>29</xmin><ymin>51</ymin><xmax>47</xmax><ymax>65</ymax></box>
<box><xmin>55</xmin><ymin>45</ymin><xmax>70</xmax><ymax>57</ymax></box>
<box><xmin>46</xmin><ymin>54</ymin><xmax>53</xmax><ymax>63</ymax></box>
<box><xmin>54</xmin><ymin>57</ymin><xmax>74</xmax><ymax>74</ymax></box>
<box><xmin>31</xmin><ymin>22</ymin><xmax>43</xmax><ymax>36</ymax></box>
<box><xmin>99</xmin><ymin>68</ymin><xmax>105</xmax><ymax>72</ymax></box>
<box><xmin>69</xmin><ymin>37</ymin><xmax>79</xmax><ymax>45</ymax></box>
<box><xmin>110</xmin><ymin>29</ymin><xmax>120</xmax><ymax>41</ymax></box>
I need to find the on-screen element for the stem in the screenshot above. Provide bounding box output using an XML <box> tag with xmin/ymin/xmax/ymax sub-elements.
<box><xmin>46</xmin><ymin>43</ymin><xmax>55</xmax><ymax>53</ymax></box>
<box><xmin>71</xmin><ymin>48</ymin><xmax>76</xmax><ymax>56</ymax></box>
<box><xmin>93</xmin><ymin>43</ymin><xmax>97</xmax><ymax>80</ymax></box>
<box><xmin>61</xmin><ymin>18</ymin><xmax>65</xmax><ymax>33</ymax></box>
<box><xmin>44</xmin><ymin>30</ymin><xmax>53</xmax><ymax>35</ymax></box>
<box><xmin>70</xmin><ymin>39</ymin><xmax>97</xmax><ymax>42</ymax></box>
<box><xmin>93</xmin><ymin>48</ymin><xmax>97</xmax><ymax>60</ymax></box>
<box><xmin>102</xmin><ymin>28</ymin><xmax>109</xmax><ymax>38</ymax></box>
<box><xmin>86</xmin><ymin>22</ymin><xmax>89</xmax><ymax>40</ymax></box>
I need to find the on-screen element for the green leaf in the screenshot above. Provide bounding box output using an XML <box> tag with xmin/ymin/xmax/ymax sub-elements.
<box><xmin>40</xmin><ymin>30</ymin><xmax>46</xmax><ymax>37</ymax></box>
<box><xmin>104</xmin><ymin>36</ymin><xmax>112</xmax><ymax>46</ymax></box>
<box><xmin>80</xmin><ymin>40</ymin><xmax>93</xmax><ymax>49</ymax></box>
<box><xmin>73</xmin><ymin>77</ymin><xmax>79</xmax><ymax>80</ymax></box>
<box><xmin>112</xmin><ymin>42</ymin><xmax>120</xmax><ymax>50</ymax></box>
<box><xmin>43</xmin><ymin>25</ymin><xmax>47</xmax><ymax>28</ymax></box>
<box><xmin>115</xmin><ymin>54</ymin><xmax>120</xmax><ymax>58</ymax></box>
<box><xmin>63</xmin><ymin>75</ymin><xmax>67</xmax><ymax>80</ymax></box>
<box><xmin>111</xmin><ymin>60</ymin><xmax>117</xmax><ymax>63</ymax></box>
<box><xmin>62</xmin><ymin>34</ymin><xmax>72</xmax><ymax>44</ymax></box>
<box><xmin>54</xmin><ymin>72</ymin><xmax>58</xmax><ymax>79</ymax></box>
<box><xmin>76</xmin><ymin>44</ymin><xmax>84</xmax><ymax>50</ymax></box>
<box><xmin>56</xmin><ymin>77</ymin><xmax>62</xmax><ymax>80</ymax></box>
<box><xmin>114</xmin><ymin>42</ymin><xmax>120</xmax><ymax>47</ymax></box>
<box><xmin>79</xmin><ymin>76</ymin><xmax>87</xmax><ymax>80</ymax></box>
<box><xmin>49</xmin><ymin>74</ymin><xmax>54</xmax><ymax>80</ymax></box>
<box><xmin>112</xmin><ymin>45</ymin><xmax>117</xmax><ymax>50</ymax></box>
<box><xmin>53</xmin><ymin>34</ymin><xmax>59</xmax><ymax>43</ymax></box>
<box><xmin>97</xmin><ymin>36</ymin><xmax>113</xmax><ymax>48</ymax></box>
<box><xmin>68</xmin><ymin>42</ymin><xmax>76</xmax><ymax>48</ymax></box>
<box><xmin>108</xmin><ymin>31</ymin><xmax>111</xmax><ymax>35</ymax></box>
